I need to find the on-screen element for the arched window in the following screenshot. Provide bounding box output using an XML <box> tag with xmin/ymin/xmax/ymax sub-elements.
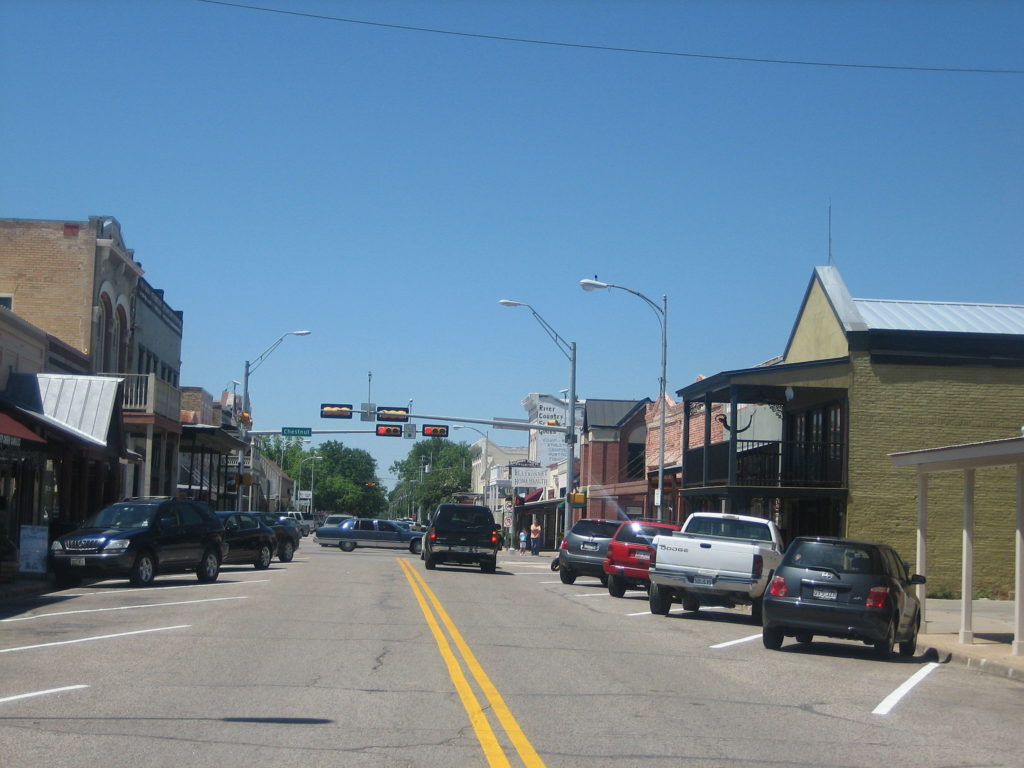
<box><xmin>100</xmin><ymin>294</ymin><xmax>114</xmax><ymax>372</ymax></box>
<box><xmin>115</xmin><ymin>305</ymin><xmax>129</xmax><ymax>372</ymax></box>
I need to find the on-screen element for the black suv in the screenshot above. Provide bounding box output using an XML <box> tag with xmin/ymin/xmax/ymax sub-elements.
<box><xmin>558</xmin><ymin>518</ymin><xmax>622</xmax><ymax>585</ymax></box>
<box><xmin>50</xmin><ymin>498</ymin><xmax>226</xmax><ymax>587</ymax></box>
<box><xmin>423</xmin><ymin>504</ymin><xmax>500</xmax><ymax>573</ymax></box>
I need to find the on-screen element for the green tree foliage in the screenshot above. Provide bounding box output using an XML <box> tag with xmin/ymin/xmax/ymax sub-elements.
<box><xmin>258</xmin><ymin>437</ymin><xmax>385</xmax><ymax>517</ymax></box>
<box><xmin>388</xmin><ymin>437</ymin><xmax>471</xmax><ymax>518</ymax></box>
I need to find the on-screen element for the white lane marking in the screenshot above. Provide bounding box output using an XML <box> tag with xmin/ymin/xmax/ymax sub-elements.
<box><xmin>0</xmin><ymin>685</ymin><xmax>89</xmax><ymax>704</ymax></box>
<box><xmin>574</xmin><ymin>592</ymin><xmax>610</xmax><ymax>597</ymax></box>
<box><xmin>710</xmin><ymin>634</ymin><xmax>762</xmax><ymax>649</ymax></box>
<box><xmin>0</xmin><ymin>625</ymin><xmax>190</xmax><ymax>653</ymax></box>
<box><xmin>65</xmin><ymin>579</ymin><xmax>269</xmax><ymax>596</ymax></box>
<box><xmin>872</xmin><ymin>662</ymin><xmax>941</xmax><ymax>715</ymax></box>
<box><xmin>2</xmin><ymin>596</ymin><xmax>247</xmax><ymax>622</ymax></box>
<box><xmin>627</xmin><ymin>608</ymin><xmax>686</xmax><ymax>616</ymax></box>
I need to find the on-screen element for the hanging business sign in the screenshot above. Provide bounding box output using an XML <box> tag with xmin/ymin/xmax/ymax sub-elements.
<box><xmin>510</xmin><ymin>467</ymin><xmax>549</xmax><ymax>489</ymax></box>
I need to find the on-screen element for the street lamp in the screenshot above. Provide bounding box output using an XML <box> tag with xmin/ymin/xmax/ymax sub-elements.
<box><xmin>581</xmin><ymin>278</ymin><xmax>668</xmax><ymax>521</ymax></box>
<box><xmin>453</xmin><ymin>425</ymin><xmax>491</xmax><ymax>512</ymax></box>
<box><xmin>498</xmin><ymin>299</ymin><xmax>577</xmax><ymax>539</ymax></box>
<box><xmin>237</xmin><ymin>330</ymin><xmax>311</xmax><ymax>511</ymax></box>
<box><xmin>297</xmin><ymin>454</ymin><xmax>323</xmax><ymax>514</ymax></box>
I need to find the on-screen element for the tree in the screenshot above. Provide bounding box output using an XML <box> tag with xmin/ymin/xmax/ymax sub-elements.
<box><xmin>308</xmin><ymin>441</ymin><xmax>386</xmax><ymax>517</ymax></box>
<box><xmin>388</xmin><ymin>437</ymin><xmax>471</xmax><ymax>518</ymax></box>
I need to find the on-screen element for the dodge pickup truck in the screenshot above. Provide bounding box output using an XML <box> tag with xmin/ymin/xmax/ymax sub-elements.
<box><xmin>647</xmin><ymin>512</ymin><xmax>784</xmax><ymax>623</ymax></box>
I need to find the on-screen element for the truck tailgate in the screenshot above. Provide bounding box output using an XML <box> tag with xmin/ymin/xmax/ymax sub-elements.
<box><xmin>656</xmin><ymin>535</ymin><xmax>755</xmax><ymax>578</ymax></box>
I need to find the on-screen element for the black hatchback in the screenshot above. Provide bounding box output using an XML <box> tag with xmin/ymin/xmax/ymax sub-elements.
<box><xmin>761</xmin><ymin>537</ymin><xmax>925</xmax><ymax>659</ymax></box>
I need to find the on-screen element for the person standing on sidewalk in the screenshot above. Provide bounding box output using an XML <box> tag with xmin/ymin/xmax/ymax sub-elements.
<box><xmin>530</xmin><ymin>519</ymin><xmax>541</xmax><ymax>556</ymax></box>
<box><xmin>518</xmin><ymin>528</ymin><xmax>527</xmax><ymax>555</ymax></box>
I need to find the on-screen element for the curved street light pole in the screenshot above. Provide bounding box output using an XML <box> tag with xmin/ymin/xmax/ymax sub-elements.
<box><xmin>237</xmin><ymin>330</ymin><xmax>312</xmax><ymax>511</ymax></box>
<box><xmin>498</xmin><ymin>300</ymin><xmax>577</xmax><ymax>540</ymax></box>
<box><xmin>581</xmin><ymin>279</ymin><xmax>668</xmax><ymax>521</ymax></box>
<box><xmin>296</xmin><ymin>454</ymin><xmax>322</xmax><ymax>514</ymax></box>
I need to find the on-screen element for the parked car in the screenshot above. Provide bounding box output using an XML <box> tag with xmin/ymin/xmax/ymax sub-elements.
<box><xmin>603</xmin><ymin>520</ymin><xmax>682</xmax><ymax>597</ymax></box>
<box><xmin>315</xmin><ymin>517</ymin><xmax>422</xmax><ymax>554</ymax></box>
<box><xmin>215</xmin><ymin>511</ymin><xmax>277</xmax><ymax>569</ymax></box>
<box><xmin>761</xmin><ymin>536</ymin><xmax>925</xmax><ymax>659</ymax></box>
<box><xmin>50</xmin><ymin>498</ymin><xmax>226</xmax><ymax>587</ymax></box>
<box><xmin>321</xmin><ymin>514</ymin><xmax>353</xmax><ymax>528</ymax></box>
<box><xmin>257</xmin><ymin>513</ymin><xmax>301</xmax><ymax>562</ymax></box>
<box><xmin>558</xmin><ymin>518</ymin><xmax>622</xmax><ymax>585</ymax></box>
<box><xmin>423</xmin><ymin>504</ymin><xmax>500</xmax><ymax>572</ymax></box>
<box><xmin>648</xmin><ymin>512</ymin><xmax>785</xmax><ymax>623</ymax></box>
<box><xmin>286</xmin><ymin>511</ymin><xmax>317</xmax><ymax>536</ymax></box>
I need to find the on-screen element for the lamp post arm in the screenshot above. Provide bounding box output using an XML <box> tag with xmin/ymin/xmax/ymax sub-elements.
<box><xmin>525</xmin><ymin>307</ymin><xmax>573</xmax><ymax>361</ymax></box>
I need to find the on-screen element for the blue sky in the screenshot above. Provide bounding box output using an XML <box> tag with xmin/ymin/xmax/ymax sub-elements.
<box><xmin>3</xmin><ymin>1</ymin><xmax>1022</xmax><ymax>487</ymax></box>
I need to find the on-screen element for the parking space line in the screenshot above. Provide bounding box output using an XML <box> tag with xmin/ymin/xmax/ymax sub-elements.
<box><xmin>2</xmin><ymin>596</ymin><xmax>247</xmax><ymax>622</ymax></box>
<box><xmin>0</xmin><ymin>685</ymin><xmax>89</xmax><ymax>704</ymax></box>
<box><xmin>872</xmin><ymin>662</ymin><xmax>940</xmax><ymax>715</ymax></box>
<box><xmin>710</xmin><ymin>634</ymin><xmax>761</xmax><ymax>649</ymax></box>
<box><xmin>627</xmin><ymin>608</ymin><xmax>685</xmax><ymax>616</ymax></box>
<box><xmin>1</xmin><ymin>625</ymin><xmax>190</xmax><ymax>653</ymax></box>
<box><xmin>573</xmin><ymin>593</ymin><xmax>609</xmax><ymax>597</ymax></box>
<box><xmin>64</xmin><ymin>579</ymin><xmax>268</xmax><ymax>596</ymax></box>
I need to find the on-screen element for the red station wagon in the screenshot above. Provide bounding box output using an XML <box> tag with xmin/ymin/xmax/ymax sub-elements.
<box><xmin>602</xmin><ymin>520</ymin><xmax>682</xmax><ymax>598</ymax></box>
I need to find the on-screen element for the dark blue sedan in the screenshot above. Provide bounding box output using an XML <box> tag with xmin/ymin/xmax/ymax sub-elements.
<box><xmin>314</xmin><ymin>518</ymin><xmax>422</xmax><ymax>554</ymax></box>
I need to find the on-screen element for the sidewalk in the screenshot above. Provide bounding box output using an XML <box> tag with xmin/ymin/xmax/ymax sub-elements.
<box><xmin>918</xmin><ymin>598</ymin><xmax>1024</xmax><ymax>682</ymax></box>
<box><xmin>4</xmin><ymin>570</ymin><xmax>1022</xmax><ymax>682</ymax></box>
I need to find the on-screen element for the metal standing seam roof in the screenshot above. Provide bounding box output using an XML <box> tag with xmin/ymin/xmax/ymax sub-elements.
<box><xmin>3</xmin><ymin>373</ymin><xmax>122</xmax><ymax>447</ymax></box>
<box><xmin>584</xmin><ymin>399</ymin><xmax>649</xmax><ymax>429</ymax></box>
<box><xmin>853</xmin><ymin>299</ymin><xmax>1024</xmax><ymax>335</ymax></box>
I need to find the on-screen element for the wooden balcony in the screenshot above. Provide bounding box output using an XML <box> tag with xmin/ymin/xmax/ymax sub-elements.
<box><xmin>117</xmin><ymin>373</ymin><xmax>182</xmax><ymax>423</ymax></box>
<box><xmin>684</xmin><ymin>439</ymin><xmax>845</xmax><ymax>489</ymax></box>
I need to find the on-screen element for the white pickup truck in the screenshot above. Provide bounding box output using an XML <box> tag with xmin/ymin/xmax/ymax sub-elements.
<box><xmin>647</xmin><ymin>512</ymin><xmax>784</xmax><ymax>623</ymax></box>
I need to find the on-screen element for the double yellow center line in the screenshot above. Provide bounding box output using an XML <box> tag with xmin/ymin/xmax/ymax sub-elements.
<box><xmin>397</xmin><ymin>558</ymin><xmax>547</xmax><ymax>768</ymax></box>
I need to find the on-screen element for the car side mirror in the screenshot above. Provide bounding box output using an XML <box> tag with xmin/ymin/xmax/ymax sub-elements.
<box><xmin>910</xmin><ymin>574</ymin><xmax>926</xmax><ymax>585</ymax></box>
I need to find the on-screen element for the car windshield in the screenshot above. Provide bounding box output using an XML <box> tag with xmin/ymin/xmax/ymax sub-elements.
<box><xmin>685</xmin><ymin>516</ymin><xmax>773</xmax><ymax>542</ymax></box>
<box><xmin>785</xmin><ymin>541</ymin><xmax>881</xmax><ymax>575</ymax></box>
<box><xmin>572</xmin><ymin>520</ymin><xmax>620</xmax><ymax>538</ymax></box>
<box><xmin>84</xmin><ymin>503</ymin><xmax>155</xmax><ymax>529</ymax></box>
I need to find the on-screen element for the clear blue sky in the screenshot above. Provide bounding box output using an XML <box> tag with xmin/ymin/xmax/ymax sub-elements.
<box><xmin>3</xmin><ymin>1</ymin><xmax>1022</xmax><ymax>487</ymax></box>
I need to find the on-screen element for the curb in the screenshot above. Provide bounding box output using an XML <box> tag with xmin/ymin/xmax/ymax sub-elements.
<box><xmin>920</xmin><ymin>643</ymin><xmax>1024</xmax><ymax>683</ymax></box>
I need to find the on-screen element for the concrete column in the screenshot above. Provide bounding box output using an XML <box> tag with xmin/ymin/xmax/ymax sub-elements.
<box><xmin>960</xmin><ymin>468</ymin><xmax>974</xmax><ymax>644</ymax></box>
<box><xmin>1013</xmin><ymin>462</ymin><xmax>1023</xmax><ymax>656</ymax></box>
<box><xmin>917</xmin><ymin>471</ymin><xmax>929</xmax><ymax>631</ymax></box>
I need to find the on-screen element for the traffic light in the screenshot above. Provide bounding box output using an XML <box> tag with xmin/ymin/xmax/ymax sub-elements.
<box><xmin>376</xmin><ymin>406</ymin><xmax>410</xmax><ymax>423</ymax></box>
<box><xmin>422</xmin><ymin>425</ymin><xmax>449</xmax><ymax>438</ymax></box>
<box><xmin>239</xmin><ymin>412</ymin><xmax>252</xmax><ymax>428</ymax></box>
<box><xmin>376</xmin><ymin>425</ymin><xmax>403</xmax><ymax>437</ymax></box>
<box><xmin>320</xmin><ymin>403</ymin><xmax>353</xmax><ymax>419</ymax></box>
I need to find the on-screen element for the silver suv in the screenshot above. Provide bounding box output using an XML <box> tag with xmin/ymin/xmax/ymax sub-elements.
<box><xmin>558</xmin><ymin>518</ymin><xmax>622</xmax><ymax>585</ymax></box>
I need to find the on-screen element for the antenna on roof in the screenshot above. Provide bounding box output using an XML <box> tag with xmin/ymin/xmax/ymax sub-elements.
<box><xmin>827</xmin><ymin>199</ymin><xmax>833</xmax><ymax>266</ymax></box>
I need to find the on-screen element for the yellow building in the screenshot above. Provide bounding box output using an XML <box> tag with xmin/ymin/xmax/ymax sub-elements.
<box><xmin>678</xmin><ymin>266</ymin><xmax>1024</xmax><ymax>595</ymax></box>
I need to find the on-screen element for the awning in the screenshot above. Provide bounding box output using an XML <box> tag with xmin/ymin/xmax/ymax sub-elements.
<box><xmin>0</xmin><ymin>413</ymin><xmax>46</xmax><ymax>444</ymax></box>
<box><xmin>523</xmin><ymin>488</ymin><xmax>544</xmax><ymax>503</ymax></box>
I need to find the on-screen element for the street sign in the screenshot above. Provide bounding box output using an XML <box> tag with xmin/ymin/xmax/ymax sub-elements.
<box><xmin>281</xmin><ymin>427</ymin><xmax>312</xmax><ymax>437</ymax></box>
<box><xmin>297</xmin><ymin>490</ymin><xmax>312</xmax><ymax>500</ymax></box>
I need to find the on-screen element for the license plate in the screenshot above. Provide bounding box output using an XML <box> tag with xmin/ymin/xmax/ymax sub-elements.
<box><xmin>453</xmin><ymin>546</ymin><xmax>474</xmax><ymax>553</ymax></box>
<box><xmin>693</xmin><ymin>576</ymin><xmax>713</xmax><ymax>586</ymax></box>
<box><xmin>580</xmin><ymin>543</ymin><xmax>599</xmax><ymax>551</ymax></box>
<box><xmin>70</xmin><ymin>557</ymin><xmax>86</xmax><ymax>567</ymax></box>
<box><xmin>634</xmin><ymin>552</ymin><xmax>650</xmax><ymax>560</ymax></box>
<box><xmin>813</xmin><ymin>588</ymin><xmax>838</xmax><ymax>600</ymax></box>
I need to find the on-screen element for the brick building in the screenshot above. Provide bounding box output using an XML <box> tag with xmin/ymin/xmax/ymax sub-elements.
<box><xmin>677</xmin><ymin>266</ymin><xmax>1024</xmax><ymax>594</ymax></box>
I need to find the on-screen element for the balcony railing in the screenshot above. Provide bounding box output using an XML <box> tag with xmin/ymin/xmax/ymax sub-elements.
<box><xmin>684</xmin><ymin>439</ymin><xmax>845</xmax><ymax>488</ymax></box>
<box><xmin>117</xmin><ymin>373</ymin><xmax>182</xmax><ymax>422</ymax></box>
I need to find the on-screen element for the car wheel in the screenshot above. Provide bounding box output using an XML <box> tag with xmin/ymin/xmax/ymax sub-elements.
<box><xmin>559</xmin><ymin>565</ymin><xmax>577</xmax><ymax>585</ymax></box>
<box><xmin>481</xmin><ymin>558</ymin><xmax>496</xmax><ymax>573</ymax></box>
<box><xmin>196</xmin><ymin>548</ymin><xmax>220</xmax><ymax>583</ymax></box>
<box><xmin>254</xmin><ymin>543</ymin><xmax>272</xmax><ymax>570</ymax></box>
<box><xmin>899</xmin><ymin>615</ymin><xmax>920</xmax><ymax>658</ymax></box>
<box><xmin>681</xmin><ymin>591</ymin><xmax>700</xmax><ymax>613</ymax></box>
<box><xmin>130</xmin><ymin>551</ymin><xmax>156</xmax><ymax>586</ymax></box>
<box><xmin>607</xmin><ymin>574</ymin><xmax>626</xmax><ymax>598</ymax></box>
<box><xmin>795</xmin><ymin>631</ymin><xmax>813</xmax><ymax>645</ymax></box>
<box><xmin>278</xmin><ymin>540</ymin><xmax>295</xmax><ymax>563</ymax></box>
<box><xmin>409</xmin><ymin>539</ymin><xmax>422</xmax><ymax>555</ymax></box>
<box><xmin>874</xmin><ymin>619</ymin><xmax>896</xmax><ymax>660</ymax></box>
<box><xmin>598</xmin><ymin>573</ymin><xmax>609</xmax><ymax>587</ymax></box>
<box><xmin>424</xmin><ymin>554</ymin><xmax>437</xmax><ymax>570</ymax></box>
<box><xmin>339</xmin><ymin>540</ymin><xmax>356</xmax><ymax>552</ymax></box>
<box><xmin>762</xmin><ymin>626</ymin><xmax>784</xmax><ymax>650</ymax></box>
<box><xmin>550</xmin><ymin>556</ymin><xmax>560</xmax><ymax>572</ymax></box>
<box><xmin>649</xmin><ymin>583</ymin><xmax>672</xmax><ymax>615</ymax></box>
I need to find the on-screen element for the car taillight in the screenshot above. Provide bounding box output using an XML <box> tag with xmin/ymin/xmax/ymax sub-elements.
<box><xmin>865</xmin><ymin>585</ymin><xmax>889</xmax><ymax>609</ymax></box>
<box><xmin>752</xmin><ymin>553</ymin><xmax>763</xmax><ymax>580</ymax></box>
<box><xmin>649</xmin><ymin>547</ymin><xmax>656</xmax><ymax>567</ymax></box>
<box><xmin>490</xmin><ymin>532</ymin><xmax>498</xmax><ymax>544</ymax></box>
<box><xmin>768</xmin><ymin>574</ymin><xmax>787</xmax><ymax>597</ymax></box>
<box><xmin>559</xmin><ymin>538</ymin><xmax>568</xmax><ymax>550</ymax></box>
<box><xmin>428</xmin><ymin>528</ymin><xmax>436</xmax><ymax>541</ymax></box>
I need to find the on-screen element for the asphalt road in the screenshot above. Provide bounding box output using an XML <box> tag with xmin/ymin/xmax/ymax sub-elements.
<box><xmin>1</xmin><ymin>543</ymin><xmax>1022</xmax><ymax>768</ymax></box>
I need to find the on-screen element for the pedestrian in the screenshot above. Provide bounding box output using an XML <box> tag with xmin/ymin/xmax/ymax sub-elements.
<box><xmin>518</xmin><ymin>528</ymin><xmax>527</xmax><ymax>555</ymax></box>
<box><xmin>530</xmin><ymin>519</ymin><xmax>541</xmax><ymax>556</ymax></box>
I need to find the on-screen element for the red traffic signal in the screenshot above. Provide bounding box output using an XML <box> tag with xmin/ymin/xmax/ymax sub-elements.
<box><xmin>376</xmin><ymin>406</ymin><xmax>410</xmax><ymax>423</ymax></box>
<box><xmin>422</xmin><ymin>425</ymin><xmax>449</xmax><ymax>438</ymax></box>
<box><xmin>320</xmin><ymin>403</ymin><xmax>353</xmax><ymax>419</ymax></box>
<box><xmin>376</xmin><ymin>425</ymin><xmax>403</xmax><ymax>437</ymax></box>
